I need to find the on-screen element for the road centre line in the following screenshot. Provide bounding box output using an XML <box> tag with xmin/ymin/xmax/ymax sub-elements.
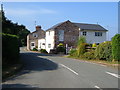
<box><xmin>59</xmin><ymin>64</ymin><xmax>79</xmax><ymax>75</ymax></box>
<box><xmin>106</xmin><ymin>72</ymin><xmax>120</xmax><ymax>78</ymax></box>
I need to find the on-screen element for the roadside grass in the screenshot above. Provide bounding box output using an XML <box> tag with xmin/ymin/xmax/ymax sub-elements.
<box><xmin>65</xmin><ymin>55</ymin><xmax>120</xmax><ymax>67</ymax></box>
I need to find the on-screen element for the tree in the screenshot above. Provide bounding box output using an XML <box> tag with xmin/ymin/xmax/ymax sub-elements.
<box><xmin>2</xmin><ymin>10</ymin><xmax>30</xmax><ymax>46</ymax></box>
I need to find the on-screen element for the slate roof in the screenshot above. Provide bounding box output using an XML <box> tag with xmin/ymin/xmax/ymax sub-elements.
<box><xmin>46</xmin><ymin>22</ymin><xmax>64</xmax><ymax>31</ymax></box>
<box><xmin>46</xmin><ymin>21</ymin><xmax>108</xmax><ymax>31</ymax></box>
<box><xmin>73</xmin><ymin>23</ymin><xmax>107</xmax><ymax>31</ymax></box>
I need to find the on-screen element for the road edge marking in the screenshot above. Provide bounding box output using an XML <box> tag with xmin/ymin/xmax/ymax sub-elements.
<box><xmin>59</xmin><ymin>64</ymin><xmax>79</xmax><ymax>75</ymax></box>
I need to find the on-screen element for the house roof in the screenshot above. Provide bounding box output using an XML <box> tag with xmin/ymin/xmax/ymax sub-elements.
<box><xmin>73</xmin><ymin>23</ymin><xmax>108</xmax><ymax>31</ymax></box>
<box><xmin>46</xmin><ymin>20</ymin><xmax>108</xmax><ymax>31</ymax></box>
<box><xmin>46</xmin><ymin>22</ymin><xmax>64</xmax><ymax>31</ymax></box>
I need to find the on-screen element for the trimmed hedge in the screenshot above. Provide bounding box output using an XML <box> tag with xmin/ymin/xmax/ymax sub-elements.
<box><xmin>112</xmin><ymin>34</ymin><xmax>120</xmax><ymax>61</ymax></box>
<box><xmin>2</xmin><ymin>33</ymin><xmax>20</xmax><ymax>66</ymax></box>
<box><xmin>95</xmin><ymin>41</ymin><xmax>112</xmax><ymax>61</ymax></box>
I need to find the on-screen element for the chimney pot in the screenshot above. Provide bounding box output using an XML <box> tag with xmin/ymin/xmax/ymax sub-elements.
<box><xmin>36</xmin><ymin>25</ymin><xmax>41</xmax><ymax>30</ymax></box>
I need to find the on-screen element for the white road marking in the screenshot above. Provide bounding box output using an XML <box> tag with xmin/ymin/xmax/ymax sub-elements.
<box><xmin>60</xmin><ymin>64</ymin><xmax>79</xmax><ymax>75</ymax></box>
<box><xmin>94</xmin><ymin>85</ymin><xmax>102</xmax><ymax>90</ymax></box>
<box><xmin>106</xmin><ymin>72</ymin><xmax>120</xmax><ymax>78</ymax></box>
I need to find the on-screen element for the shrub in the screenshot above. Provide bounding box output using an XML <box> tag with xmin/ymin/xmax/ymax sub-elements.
<box><xmin>112</xmin><ymin>34</ymin><xmax>120</xmax><ymax>61</ymax></box>
<box><xmin>92</xmin><ymin>43</ymin><xmax>97</xmax><ymax>47</ymax></box>
<box><xmin>77</xmin><ymin>43</ymin><xmax>88</xmax><ymax>57</ymax></box>
<box><xmin>57</xmin><ymin>43</ymin><xmax>64</xmax><ymax>47</ymax></box>
<box><xmin>69</xmin><ymin>49</ymin><xmax>77</xmax><ymax>56</ymax></box>
<box><xmin>2</xmin><ymin>33</ymin><xmax>19</xmax><ymax>65</ymax></box>
<box><xmin>32</xmin><ymin>48</ymin><xmax>38</xmax><ymax>51</ymax></box>
<box><xmin>40</xmin><ymin>49</ymin><xmax>48</xmax><ymax>53</ymax></box>
<box><xmin>83</xmin><ymin>50</ymin><xmax>95</xmax><ymax>60</ymax></box>
<box><xmin>95</xmin><ymin>41</ymin><xmax>112</xmax><ymax>61</ymax></box>
<box><xmin>56</xmin><ymin>46</ymin><xmax>66</xmax><ymax>53</ymax></box>
<box><xmin>56</xmin><ymin>43</ymin><xmax>66</xmax><ymax>53</ymax></box>
<box><xmin>77</xmin><ymin>36</ymin><xmax>86</xmax><ymax>45</ymax></box>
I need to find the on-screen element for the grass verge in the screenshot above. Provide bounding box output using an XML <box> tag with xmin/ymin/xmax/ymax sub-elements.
<box><xmin>65</xmin><ymin>55</ymin><xmax>120</xmax><ymax>67</ymax></box>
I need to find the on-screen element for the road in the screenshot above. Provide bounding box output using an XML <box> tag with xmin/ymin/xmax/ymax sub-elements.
<box><xmin>2</xmin><ymin>47</ymin><xmax>119</xmax><ymax>89</ymax></box>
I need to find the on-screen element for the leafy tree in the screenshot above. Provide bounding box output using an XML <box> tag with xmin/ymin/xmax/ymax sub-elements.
<box><xmin>1</xmin><ymin>10</ymin><xmax>30</xmax><ymax>46</ymax></box>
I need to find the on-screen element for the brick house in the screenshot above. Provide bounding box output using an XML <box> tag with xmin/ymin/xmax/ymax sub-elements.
<box><xmin>27</xmin><ymin>26</ymin><xmax>45</xmax><ymax>50</ymax></box>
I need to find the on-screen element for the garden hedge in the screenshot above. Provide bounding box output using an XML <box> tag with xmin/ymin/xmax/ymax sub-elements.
<box><xmin>95</xmin><ymin>41</ymin><xmax>112</xmax><ymax>61</ymax></box>
<box><xmin>2</xmin><ymin>33</ymin><xmax>20</xmax><ymax>66</ymax></box>
<box><xmin>112</xmin><ymin>34</ymin><xmax>120</xmax><ymax>61</ymax></box>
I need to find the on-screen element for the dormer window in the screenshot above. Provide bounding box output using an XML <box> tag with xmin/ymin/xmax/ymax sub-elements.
<box><xmin>33</xmin><ymin>33</ymin><xmax>38</xmax><ymax>38</ymax></box>
<box><xmin>83</xmin><ymin>31</ymin><xmax>87</xmax><ymax>36</ymax></box>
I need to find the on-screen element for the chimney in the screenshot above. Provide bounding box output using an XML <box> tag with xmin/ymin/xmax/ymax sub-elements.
<box><xmin>36</xmin><ymin>25</ymin><xmax>41</xmax><ymax>31</ymax></box>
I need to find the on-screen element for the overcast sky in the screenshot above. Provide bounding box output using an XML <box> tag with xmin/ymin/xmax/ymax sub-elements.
<box><xmin>2</xmin><ymin>2</ymin><xmax>118</xmax><ymax>40</ymax></box>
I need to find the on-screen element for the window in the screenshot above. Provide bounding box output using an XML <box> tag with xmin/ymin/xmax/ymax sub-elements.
<box><xmin>33</xmin><ymin>33</ymin><xmax>38</xmax><ymax>38</ymax></box>
<box><xmin>42</xmin><ymin>43</ymin><xmax>45</xmax><ymax>45</ymax></box>
<box><xmin>49</xmin><ymin>31</ymin><xmax>50</xmax><ymax>35</ymax></box>
<box><xmin>48</xmin><ymin>44</ymin><xmax>51</xmax><ymax>48</ymax></box>
<box><xmin>83</xmin><ymin>31</ymin><xmax>87</xmax><ymax>36</ymax></box>
<box><xmin>95</xmin><ymin>32</ymin><xmax>102</xmax><ymax>36</ymax></box>
<box><xmin>59</xmin><ymin>30</ymin><xmax>64</xmax><ymax>41</ymax></box>
<box><xmin>31</xmin><ymin>43</ymin><xmax>35</xmax><ymax>46</ymax></box>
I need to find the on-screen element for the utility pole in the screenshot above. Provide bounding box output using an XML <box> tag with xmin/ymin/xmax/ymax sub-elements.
<box><xmin>1</xmin><ymin>4</ymin><xmax>3</xmax><ymax>12</ymax></box>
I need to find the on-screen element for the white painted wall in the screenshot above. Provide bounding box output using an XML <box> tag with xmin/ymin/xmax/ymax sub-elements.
<box><xmin>38</xmin><ymin>39</ymin><xmax>46</xmax><ymax>50</ymax></box>
<box><xmin>80</xmin><ymin>30</ymin><xmax>107</xmax><ymax>44</ymax></box>
<box><xmin>45</xmin><ymin>30</ymin><xmax>55</xmax><ymax>53</ymax></box>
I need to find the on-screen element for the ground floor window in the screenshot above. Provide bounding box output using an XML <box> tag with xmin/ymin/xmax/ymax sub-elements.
<box><xmin>48</xmin><ymin>44</ymin><xmax>51</xmax><ymax>48</ymax></box>
<box><xmin>31</xmin><ymin>42</ymin><xmax>35</xmax><ymax>46</ymax></box>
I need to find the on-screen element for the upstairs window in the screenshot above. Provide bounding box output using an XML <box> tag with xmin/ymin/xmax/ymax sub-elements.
<box><xmin>33</xmin><ymin>33</ymin><xmax>38</xmax><ymax>38</ymax></box>
<box><xmin>58</xmin><ymin>30</ymin><xmax>64</xmax><ymax>41</ymax></box>
<box><xmin>83</xmin><ymin>31</ymin><xmax>87</xmax><ymax>36</ymax></box>
<box><xmin>42</xmin><ymin>43</ymin><xmax>45</xmax><ymax>45</ymax></box>
<box><xmin>95</xmin><ymin>32</ymin><xmax>102</xmax><ymax>36</ymax></box>
<box><xmin>49</xmin><ymin>31</ymin><xmax>50</xmax><ymax>35</ymax></box>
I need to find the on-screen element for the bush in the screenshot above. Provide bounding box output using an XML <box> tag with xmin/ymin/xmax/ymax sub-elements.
<box><xmin>2</xmin><ymin>33</ymin><xmax>19</xmax><ymax>65</ymax></box>
<box><xmin>56</xmin><ymin>43</ymin><xmax>66</xmax><ymax>53</ymax></box>
<box><xmin>40</xmin><ymin>49</ymin><xmax>48</xmax><ymax>53</ymax></box>
<box><xmin>32</xmin><ymin>48</ymin><xmax>38</xmax><ymax>51</ymax></box>
<box><xmin>83</xmin><ymin>50</ymin><xmax>95</xmax><ymax>60</ymax></box>
<box><xmin>77</xmin><ymin>36</ymin><xmax>86</xmax><ymax>45</ymax></box>
<box><xmin>112</xmin><ymin>34</ymin><xmax>120</xmax><ymax>61</ymax></box>
<box><xmin>77</xmin><ymin>43</ymin><xmax>88</xmax><ymax>57</ymax></box>
<box><xmin>69</xmin><ymin>49</ymin><xmax>77</xmax><ymax>56</ymax></box>
<box><xmin>56</xmin><ymin>46</ymin><xmax>66</xmax><ymax>53</ymax></box>
<box><xmin>92</xmin><ymin>43</ymin><xmax>97</xmax><ymax>47</ymax></box>
<box><xmin>95</xmin><ymin>41</ymin><xmax>112</xmax><ymax>61</ymax></box>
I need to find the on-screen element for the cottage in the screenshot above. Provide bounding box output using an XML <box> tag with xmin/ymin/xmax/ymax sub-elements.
<box><xmin>27</xmin><ymin>26</ymin><xmax>45</xmax><ymax>50</ymax></box>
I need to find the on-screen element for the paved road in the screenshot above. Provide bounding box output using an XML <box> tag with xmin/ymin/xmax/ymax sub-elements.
<box><xmin>2</xmin><ymin>47</ymin><xmax>119</xmax><ymax>89</ymax></box>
